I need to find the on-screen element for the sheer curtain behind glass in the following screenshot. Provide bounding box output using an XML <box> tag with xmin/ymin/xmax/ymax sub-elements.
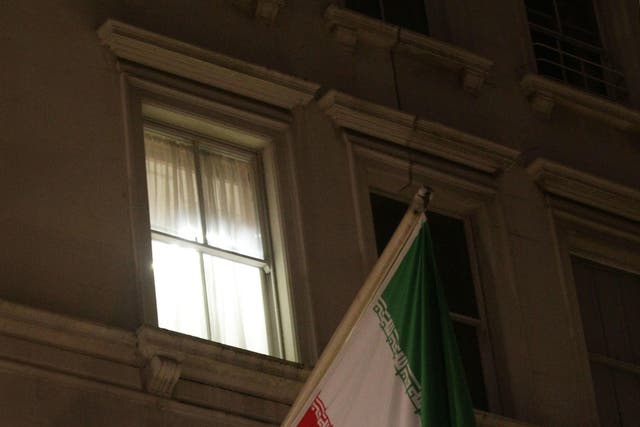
<box><xmin>144</xmin><ymin>130</ymin><xmax>270</xmax><ymax>355</ymax></box>
<box><xmin>199</xmin><ymin>149</ymin><xmax>268</xmax><ymax>352</ymax></box>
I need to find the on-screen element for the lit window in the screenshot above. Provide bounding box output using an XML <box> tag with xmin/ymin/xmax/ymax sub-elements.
<box><xmin>524</xmin><ymin>0</ymin><xmax>627</xmax><ymax>100</ymax></box>
<box><xmin>345</xmin><ymin>0</ymin><xmax>430</xmax><ymax>35</ymax></box>
<box><xmin>144</xmin><ymin>124</ymin><xmax>278</xmax><ymax>357</ymax></box>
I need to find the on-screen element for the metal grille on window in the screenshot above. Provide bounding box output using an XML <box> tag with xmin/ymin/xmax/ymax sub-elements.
<box><xmin>524</xmin><ymin>0</ymin><xmax>627</xmax><ymax>101</ymax></box>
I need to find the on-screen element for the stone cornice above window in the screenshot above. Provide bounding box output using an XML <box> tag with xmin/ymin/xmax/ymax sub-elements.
<box><xmin>521</xmin><ymin>74</ymin><xmax>640</xmax><ymax>133</ymax></box>
<box><xmin>317</xmin><ymin>90</ymin><xmax>519</xmax><ymax>174</ymax></box>
<box><xmin>323</xmin><ymin>5</ymin><xmax>493</xmax><ymax>94</ymax></box>
<box><xmin>527</xmin><ymin>159</ymin><xmax>640</xmax><ymax>222</ymax></box>
<box><xmin>97</xmin><ymin>20</ymin><xmax>319</xmax><ymax>110</ymax></box>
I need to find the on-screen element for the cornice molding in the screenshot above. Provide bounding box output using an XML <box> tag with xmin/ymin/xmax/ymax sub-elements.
<box><xmin>97</xmin><ymin>20</ymin><xmax>319</xmax><ymax>110</ymax></box>
<box><xmin>521</xmin><ymin>74</ymin><xmax>640</xmax><ymax>132</ymax></box>
<box><xmin>323</xmin><ymin>5</ymin><xmax>493</xmax><ymax>94</ymax></box>
<box><xmin>318</xmin><ymin>90</ymin><xmax>519</xmax><ymax>174</ymax></box>
<box><xmin>527</xmin><ymin>159</ymin><xmax>640</xmax><ymax>222</ymax></box>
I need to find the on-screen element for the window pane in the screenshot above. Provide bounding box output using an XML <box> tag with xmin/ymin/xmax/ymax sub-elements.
<box><xmin>200</xmin><ymin>148</ymin><xmax>264</xmax><ymax>259</ymax></box>
<box><xmin>203</xmin><ymin>254</ymin><xmax>269</xmax><ymax>355</ymax></box>
<box><xmin>453</xmin><ymin>322</ymin><xmax>489</xmax><ymax>410</ymax></box>
<box><xmin>151</xmin><ymin>239</ymin><xmax>208</xmax><ymax>339</ymax></box>
<box><xmin>382</xmin><ymin>0</ymin><xmax>429</xmax><ymax>35</ymax></box>
<box><xmin>525</xmin><ymin>0</ymin><xmax>557</xmax><ymax>29</ymax></box>
<box><xmin>345</xmin><ymin>0</ymin><xmax>382</xmax><ymax>19</ymax></box>
<box><xmin>369</xmin><ymin>193</ymin><xmax>479</xmax><ymax>317</ymax></box>
<box><xmin>145</xmin><ymin>132</ymin><xmax>203</xmax><ymax>242</ymax></box>
<box><xmin>428</xmin><ymin>211</ymin><xmax>478</xmax><ymax>317</ymax></box>
<box><xmin>556</xmin><ymin>0</ymin><xmax>601</xmax><ymax>45</ymax></box>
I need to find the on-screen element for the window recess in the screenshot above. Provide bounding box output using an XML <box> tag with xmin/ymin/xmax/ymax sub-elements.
<box><xmin>369</xmin><ymin>192</ymin><xmax>491</xmax><ymax>411</ymax></box>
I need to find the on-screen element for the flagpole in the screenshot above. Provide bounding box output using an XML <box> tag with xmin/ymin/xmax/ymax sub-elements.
<box><xmin>282</xmin><ymin>186</ymin><xmax>432</xmax><ymax>426</ymax></box>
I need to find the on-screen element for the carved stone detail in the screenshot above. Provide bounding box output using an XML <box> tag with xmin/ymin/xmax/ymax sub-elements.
<box><xmin>143</xmin><ymin>355</ymin><xmax>182</xmax><ymax>397</ymax></box>
<box><xmin>255</xmin><ymin>0</ymin><xmax>285</xmax><ymax>25</ymax></box>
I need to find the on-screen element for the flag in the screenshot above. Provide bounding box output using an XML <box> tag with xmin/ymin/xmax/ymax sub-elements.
<box><xmin>283</xmin><ymin>189</ymin><xmax>477</xmax><ymax>427</ymax></box>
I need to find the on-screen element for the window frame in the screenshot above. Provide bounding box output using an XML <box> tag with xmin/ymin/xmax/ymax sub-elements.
<box><xmin>528</xmin><ymin>159</ymin><xmax>640</xmax><ymax>425</ymax></box>
<box><xmin>346</xmin><ymin>138</ymin><xmax>511</xmax><ymax>413</ymax></box>
<box><xmin>368</xmin><ymin>190</ymin><xmax>499</xmax><ymax>410</ymax></box>
<box><xmin>549</xmin><ymin>199</ymin><xmax>640</xmax><ymax>425</ymax></box>
<box><xmin>520</xmin><ymin>0</ymin><xmax>627</xmax><ymax>101</ymax></box>
<box><xmin>120</xmin><ymin>69</ymin><xmax>309</xmax><ymax>363</ymax></box>
<box><xmin>143</xmin><ymin>120</ymin><xmax>283</xmax><ymax>356</ymax></box>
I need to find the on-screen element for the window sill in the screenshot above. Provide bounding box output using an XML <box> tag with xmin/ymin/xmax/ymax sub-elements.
<box><xmin>324</xmin><ymin>5</ymin><xmax>493</xmax><ymax>94</ymax></box>
<box><xmin>476</xmin><ymin>410</ymin><xmax>539</xmax><ymax>427</ymax></box>
<box><xmin>0</xmin><ymin>297</ymin><xmax>308</xmax><ymax>424</ymax></box>
<box><xmin>318</xmin><ymin>90</ymin><xmax>518</xmax><ymax>174</ymax></box>
<box><xmin>521</xmin><ymin>74</ymin><xmax>640</xmax><ymax>133</ymax></box>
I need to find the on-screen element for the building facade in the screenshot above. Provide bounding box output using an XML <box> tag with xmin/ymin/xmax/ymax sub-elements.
<box><xmin>1</xmin><ymin>0</ymin><xmax>639</xmax><ymax>426</ymax></box>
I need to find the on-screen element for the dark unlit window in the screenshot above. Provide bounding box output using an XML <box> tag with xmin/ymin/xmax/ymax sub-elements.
<box><xmin>369</xmin><ymin>192</ymin><xmax>489</xmax><ymax>410</ymax></box>
<box><xmin>571</xmin><ymin>257</ymin><xmax>640</xmax><ymax>427</ymax></box>
<box><xmin>523</xmin><ymin>0</ymin><xmax>627</xmax><ymax>100</ymax></box>
<box><xmin>346</xmin><ymin>0</ymin><xmax>430</xmax><ymax>35</ymax></box>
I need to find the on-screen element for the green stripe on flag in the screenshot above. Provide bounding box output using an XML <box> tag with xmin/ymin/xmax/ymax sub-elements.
<box><xmin>379</xmin><ymin>219</ymin><xmax>477</xmax><ymax>427</ymax></box>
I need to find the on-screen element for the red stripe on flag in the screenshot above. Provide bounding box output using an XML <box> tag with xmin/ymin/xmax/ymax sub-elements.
<box><xmin>296</xmin><ymin>395</ymin><xmax>333</xmax><ymax>427</ymax></box>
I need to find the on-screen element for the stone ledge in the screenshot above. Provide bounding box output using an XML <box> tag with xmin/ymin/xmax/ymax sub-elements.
<box><xmin>324</xmin><ymin>5</ymin><xmax>493</xmax><ymax>94</ymax></box>
<box><xmin>527</xmin><ymin>159</ymin><xmax>640</xmax><ymax>222</ymax></box>
<box><xmin>521</xmin><ymin>74</ymin><xmax>640</xmax><ymax>132</ymax></box>
<box><xmin>476</xmin><ymin>410</ymin><xmax>539</xmax><ymax>427</ymax></box>
<box><xmin>0</xmin><ymin>298</ymin><xmax>307</xmax><ymax>417</ymax></box>
<box><xmin>318</xmin><ymin>90</ymin><xmax>519</xmax><ymax>174</ymax></box>
<box><xmin>97</xmin><ymin>19</ymin><xmax>319</xmax><ymax>110</ymax></box>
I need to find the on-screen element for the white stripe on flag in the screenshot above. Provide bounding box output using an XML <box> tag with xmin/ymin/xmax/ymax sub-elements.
<box><xmin>311</xmin><ymin>307</ymin><xmax>421</xmax><ymax>426</ymax></box>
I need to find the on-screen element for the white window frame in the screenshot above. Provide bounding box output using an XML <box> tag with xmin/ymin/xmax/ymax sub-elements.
<box><xmin>143</xmin><ymin>118</ymin><xmax>282</xmax><ymax>356</ymax></box>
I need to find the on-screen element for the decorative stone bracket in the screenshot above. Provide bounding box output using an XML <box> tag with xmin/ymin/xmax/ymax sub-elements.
<box><xmin>324</xmin><ymin>5</ymin><xmax>493</xmax><ymax>94</ymax></box>
<box><xmin>143</xmin><ymin>355</ymin><xmax>182</xmax><ymax>397</ymax></box>
<box><xmin>137</xmin><ymin>327</ymin><xmax>185</xmax><ymax>397</ymax></box>
<box><xmin>521</xmin><ymin>74</ymin><xmax>640</xmax><ymax>133</ymax></box>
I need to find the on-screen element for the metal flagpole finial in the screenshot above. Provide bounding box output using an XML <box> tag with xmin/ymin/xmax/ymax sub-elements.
<box><xmin>412</xmin><ymin>186</ymin><xmax>433</xmax><ymax>213</ymax></box>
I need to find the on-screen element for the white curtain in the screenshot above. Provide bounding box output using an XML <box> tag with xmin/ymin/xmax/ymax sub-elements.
<box><xmin>199</xmin><ymin>149</ymin><xmax>264</xmax><ymax>259</ymax></box>
<box><xmin>199</xmin><ymin>148</ymin><xmax>268</xmax><ymax>354</ymax></box>
<box><xmin>144</xmin><ymin>131</ymin><xmax>270</xmax><ymax>355</ymax></box>
<box><xmin>145</xmin><ymin>133</ymin><xmax>202</xmax><ymax>242</ymax></box>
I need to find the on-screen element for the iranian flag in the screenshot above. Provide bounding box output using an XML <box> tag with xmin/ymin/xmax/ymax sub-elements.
<box><xmin>283</xmin><ymin>189</ymin><xmax>477</xmax><ymax>427</ymax></box>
